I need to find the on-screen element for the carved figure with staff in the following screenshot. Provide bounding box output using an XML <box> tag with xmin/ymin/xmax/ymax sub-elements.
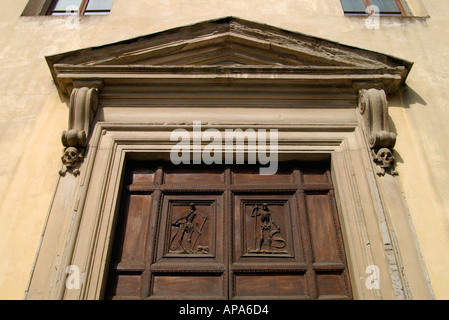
<box><xmin>170</xmin><ymin>202</ymin><xmax>208</xmax><ymax>253</ymax></box>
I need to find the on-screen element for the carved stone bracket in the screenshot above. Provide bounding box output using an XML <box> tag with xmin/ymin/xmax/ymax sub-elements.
<box><xmin>59</xmin><ymin>86</ymin><xmax>100</xmax><ymax>177</ymax></box>
<box><xmin>358</xmin><ymin>88</ymin><xmax>397</xmax><ymax>176</ymax></box>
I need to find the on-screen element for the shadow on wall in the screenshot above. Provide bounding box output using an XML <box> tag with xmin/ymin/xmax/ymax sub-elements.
<box><xmin>385</xmin><ymin>84</ymin><xmax>427</xmax><ymax>165</ymax></box>
<box><xmin>399</xmin><ymin>84</ymin><xmax>427</xmax><ymax>109</ymax></box>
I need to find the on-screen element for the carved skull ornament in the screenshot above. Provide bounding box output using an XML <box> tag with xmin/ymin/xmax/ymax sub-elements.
<box><xmin>372</xmin><ymin>147</ymin><xmax>397</xmax><ymax>176</ymax></box>
<box><xmin>62</xmin><ymin>147</ymin><xmax>82</xmax><ymax>169</ymax></box>
<box><xmin>375</xmin><ymin>148</ymin><xmax>395</xmax><ymax>168</ymax></box>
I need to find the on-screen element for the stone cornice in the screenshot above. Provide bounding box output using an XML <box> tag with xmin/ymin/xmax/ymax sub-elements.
<box><xmin>46</xmin><ymin>17</ymin><xmax>412</xmax><ymax>96</ymax></box>
<box><xmin>52</xmin><ymin>64</ymin><xmax>408</xmax><ymax>95</ymax></box>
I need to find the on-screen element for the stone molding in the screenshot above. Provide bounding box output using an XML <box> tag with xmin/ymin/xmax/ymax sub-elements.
<box><xmin>60</xmin><ymin>84</ymin><xmax>101</xmax><ymax>177</ymax></box>
<box><xmin>358</xmin><ymin>88</ymin><xmax>397</xmax><ymax>176</ymax></box>
<box><xmin>45</xmin><ymin>17</ymin><xmax>413</xmax><ymax>96</ymax></box>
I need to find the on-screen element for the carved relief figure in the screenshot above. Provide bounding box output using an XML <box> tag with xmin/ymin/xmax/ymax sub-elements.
<box><xmin>249</xmin><ymin>203</ymin><xmax>287</xmax><ymax>254</ymax></box>
<box><xmin>170</xmin><ymin>202</ymin><xmax>209</xmax><ymax>254</ymax></box>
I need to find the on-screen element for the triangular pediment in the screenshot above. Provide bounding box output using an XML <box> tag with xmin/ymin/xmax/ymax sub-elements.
<box><xmin>47</xmin><ymin>17</ymin><xmax>412</xmax><ymax>94</ymax></box>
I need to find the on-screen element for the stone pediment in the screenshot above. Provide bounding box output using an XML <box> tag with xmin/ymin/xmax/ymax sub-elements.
<box><xmin>46</xmin><ymin>17</ymin><xmax>412</xmax><ymax>94</ymax></box>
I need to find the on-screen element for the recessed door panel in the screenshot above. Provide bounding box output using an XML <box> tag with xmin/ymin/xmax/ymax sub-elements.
<box><xmin>104</xmin><ymin>161</ymin><xmax>352</xmax><ymax>300</ymax></box>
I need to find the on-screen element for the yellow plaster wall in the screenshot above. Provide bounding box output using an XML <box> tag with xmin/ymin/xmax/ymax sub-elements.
<box><xmin>0</xmin><ymin>0</ymin><xmax>448</xmax><ymax>299</ymax></box>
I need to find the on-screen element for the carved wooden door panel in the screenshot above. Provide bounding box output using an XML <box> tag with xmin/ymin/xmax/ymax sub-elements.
<box><xmin>104</xmin><ymin>161</ymin><xmax>353</xmax><ymax>300</ymax></box>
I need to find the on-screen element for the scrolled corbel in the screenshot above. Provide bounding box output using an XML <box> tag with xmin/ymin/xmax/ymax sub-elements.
<box><xmin>59</xmin><ymin>86</ymin><xmax>99</xmax><ymax>177</ymax></box>
<box><xmin>62</xmin><ymin>87</ymin><xmax>98</xmax><ymax>148</ymax></box>
<box><xmin>358</xmin><ymin>88</ymin><xmax>397</xmax><ymax>176</ymax></box>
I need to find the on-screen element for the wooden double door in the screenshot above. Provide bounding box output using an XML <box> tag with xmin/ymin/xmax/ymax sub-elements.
<box><xmin>104</xmin><ymin>161</ymin><xmax>352</xmax><ymax>299</ymax></box>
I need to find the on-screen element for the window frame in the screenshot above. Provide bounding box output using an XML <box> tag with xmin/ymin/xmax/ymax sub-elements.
<box><xmin>21</xmin><ymin>0</ymin><xmax>112</xmax><ymax>16</ymax></box>
<box><xmin>341</xmin><ymin>0</ymin><xmax>407</xmax><ymax>16</ymax></box>
<box><xmin>47</xmin><ymin>0</ymin><xmax>113</xmax><ymax>16</ymax></box>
